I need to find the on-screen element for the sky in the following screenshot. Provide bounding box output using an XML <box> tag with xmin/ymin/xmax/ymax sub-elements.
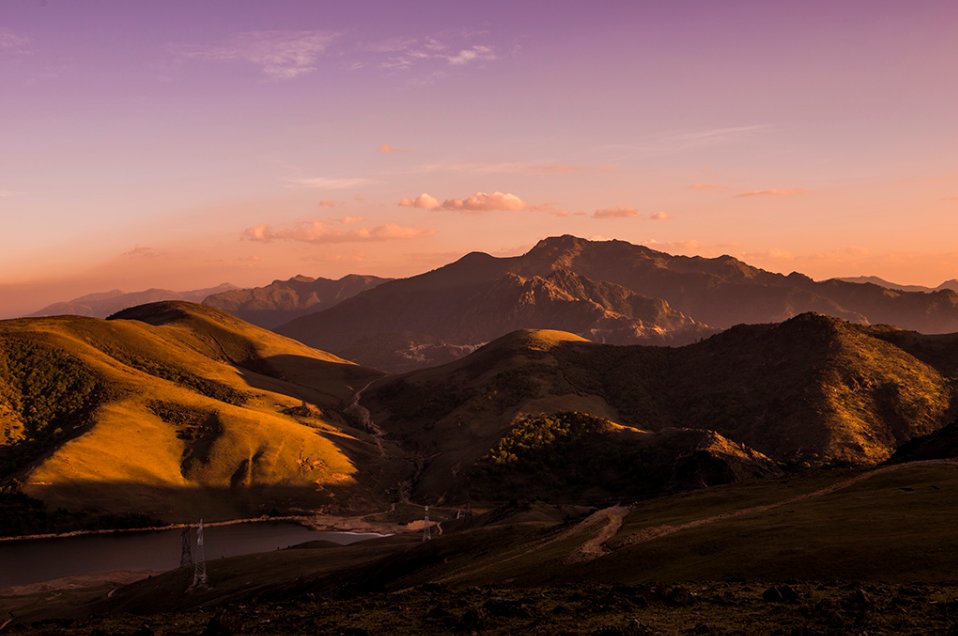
<box><xmin>1</xmin><ymin>0</ymin><xmax>957</xmax><ymax>317</ymax></box>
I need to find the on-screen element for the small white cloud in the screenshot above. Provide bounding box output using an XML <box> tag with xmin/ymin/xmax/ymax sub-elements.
<box><xmin>287</xmin><ymin>176</ymin><xmax>372</xmax><ymax>190</ymax></box>
<box><xmin>399</xmin><ymin>193</ymin><xmax>441</xmax><ymax>209</ymax></box>
<box><xmin>442</xmin><ymin>191</ymin><xmax>526</xmax><ymax>212</ymax></box>
<box><xmin>447</xmin><ymin>45</ymin><xmax>496</xmax><ymax>66</ymax></box>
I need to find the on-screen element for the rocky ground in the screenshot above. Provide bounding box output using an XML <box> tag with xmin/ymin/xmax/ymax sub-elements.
<box><xmin>7</xmin><ymin>581</ymin><xmax>958</xmax><ymax>635</ymax></box>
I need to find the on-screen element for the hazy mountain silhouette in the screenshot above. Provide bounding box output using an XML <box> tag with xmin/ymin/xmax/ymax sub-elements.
<box><xmin>276</xmin><ymin>235</ymin><xmax>958</xmax><ymax>371</ymax></box>
<box><xmin>28</xmin><ymin>283</ymin><xmax>237</xmax><ymax>319</ymax></box>
<box><xmin>203</xmin><ymin>274</ymin><xmax>390</xmax><ymax>328</ymax></box>
<box><xmin>834</xmin><ymin>276</ymin><xmax>958</xmax><ymax>294</ymax></box>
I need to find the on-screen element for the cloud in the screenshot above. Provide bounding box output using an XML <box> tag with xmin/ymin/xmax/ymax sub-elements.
<box><xmin>447</xmin><ymin>45</ymin><xmax>496</xmax><ymax>65</ymax></box>
<box><xmin>407</xmin><ymin>160</ymin><xmax>613</xmax><ymax>176</ymax></box>
<box><xmin>689</xmin><ymin>183</ymin><xmax>727</xmax><ymax>192</ymax></box>
<box><xmin>0</xmin><ymin>29</ymin><xmax>30</xmax><ymax>54</ymax></box>
<box><xmin>122</xmin><ymin>246</ymin><xmax>164</xmax><ymax>258</ymax></box>
<box><xmin>174</xmin><ymin>30</ymin><xmax>338</xmax><ymax>79</ymax></box>
<box><xmin>339</xmin><ymin>215</ymin><xmax>364</xmax><ymax>225</ymax></box>
<box><xmin>674</xmin><ymin>124</ymin><xmax>768</xmax><ymax>142</ymax></box>
<box><xmin>242</xmin><ymin>220</ymin><xmax>433</xmax><ymax>244</ymax></box>
<box><xmin>442</xmin><ymin>191</ymin><xmax>527</xmax><ymax>212</ymax></box>
<box><xmin>0</xmin><ymin>189</ymin><xmax>15</xmax><ymax>198</ymax></box>
<box><xmin>318</xmin><ymin>199</ymin><xmax>337</xmax><ymax>208</ymax></box>
<box><xmin>593</xmin><ymin>207</ymin><xmax>640</xmax><ymax>219</ymax></box>
<box><xmin>379</xmin><ymin>143</ymin><xmax>413</xmax><ymax>154</ymax></box>
<box><xmin>399</xmin><ymin>191</ymin><xmax>566</xmax><ymax>214</ymax></box>
<box><xmin>649</xmin><ymin>211</ymin><xmax>669</xmax><ymax>220</ymax></box>
<box><xmin>735</xmin><ymin>188</ymin><xmax>807</xmax><ymax>198</ymax></box>
<box><xmin>399</xmin><ymin>193</ymin><xmax>441</xmax><ymax>209</ymax></box>
<box><xmin>287</xmin><ymin>176</ymin><xmax>372</xmax><ymax>189</ymax></box>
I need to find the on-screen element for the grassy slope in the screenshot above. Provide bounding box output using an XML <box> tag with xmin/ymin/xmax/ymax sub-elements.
<box><xmin>367</xmin><ymin>315</ymin><xmax>957</xmax><ymax>505</ymax></box>
<box><xmin>0</xmin><ymin>302</ymin><xmax>399</xmax><ymax>520</ymax></box>
<box><xmin>15</xmin><ymin>461</ymin><xmax>957</xmax><ymax>624</ymax></box>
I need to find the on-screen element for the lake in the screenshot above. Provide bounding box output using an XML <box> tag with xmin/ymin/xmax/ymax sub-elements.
<box><xmin>0</xmin><ymin>522</ymin><xmax>382</xmax><ymax>588</ymax></box>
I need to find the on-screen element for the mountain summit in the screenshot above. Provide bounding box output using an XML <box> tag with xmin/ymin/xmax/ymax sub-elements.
<box><xmin>275</xmin><ymin>235</ymin><xmax>958</xmax><ymax>371</ymax></box>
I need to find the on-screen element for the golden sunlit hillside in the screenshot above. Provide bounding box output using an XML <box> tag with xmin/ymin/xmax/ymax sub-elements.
<box><xmin>0</xmin><ymin>302</ymin><xmax>396</xmax><ymax>524</ymax></box>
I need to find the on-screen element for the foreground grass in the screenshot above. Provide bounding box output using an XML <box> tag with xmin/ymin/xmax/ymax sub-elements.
<box><xmin>9</xmin><ymin>581</ymin><xmax>958</xmax><ymax>635</ymax></box>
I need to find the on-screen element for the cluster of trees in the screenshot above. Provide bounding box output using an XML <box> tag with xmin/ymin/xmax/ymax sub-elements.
<box><xmin>0</xmin><ymin>336</ymin><xmax>103</xmax><ymax>475</ymax></box>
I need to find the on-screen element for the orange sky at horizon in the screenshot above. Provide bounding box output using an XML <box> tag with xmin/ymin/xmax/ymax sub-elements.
<box><xmin>2</xmin><ymin>1</ymin><xmax>957</xmax><ymax>317</ymax></box>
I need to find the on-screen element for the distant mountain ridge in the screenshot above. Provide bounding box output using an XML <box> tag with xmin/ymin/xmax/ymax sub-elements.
<box><xmin>834</xmin><ymin>276</ymin><xmax>958</xmax><ymax>294</ymax></box>
<box><xmin>202</xmin><ymin>273</ymin><xmax>390</xmax><ymax>328</ymax></box>
<box><xmin>275</xmin><ymin>235</ymin><xmax>958</xmax><ymax>371</ymax></box>
<box><xmin>28</xmin><ymin>283</ymin><xmax>237</xmax><ymax>319</ymax></box>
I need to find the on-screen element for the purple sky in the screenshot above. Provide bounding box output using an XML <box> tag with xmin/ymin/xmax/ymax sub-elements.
<box><xmin>1</xmin><ymin>1</ymin><xmax>957</xmax><ymax>316</ymax></box>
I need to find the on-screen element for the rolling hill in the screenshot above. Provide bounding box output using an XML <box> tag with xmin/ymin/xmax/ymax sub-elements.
<box><xmin>27</xmin><ymin>284</ymin><xmax>237</xmax><ymax>319</ymax></box>
<box><xmin>275</xmin><ymin>235</ymin><xmax>958</xmax><ymax>371</ymax></box>
<box><xmin>364</xmin><ymin>314</ymin><xmax>957</xmax><ymax>502</ymax></box>
<box><xmin>202</xmin><ymin>273</ymin><xmax>390</xmax><ymax>328</ymax></box>
<box><xmin>0</xmin><ymin>302</ymin><xmax>399</xmax><ymax>527</ymax></box>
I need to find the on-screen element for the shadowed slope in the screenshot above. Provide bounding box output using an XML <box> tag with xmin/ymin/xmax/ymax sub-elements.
<box><xmin>365</xmin><ymin>314</ymin><xmax>956</xmax><ymax>502</ymax></box>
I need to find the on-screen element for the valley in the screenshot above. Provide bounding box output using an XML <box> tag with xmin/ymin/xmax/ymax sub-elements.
<box><xmin>4</xmin><ymin>237</ymin><xmax>958</xmax><ymax>633</ymax></box>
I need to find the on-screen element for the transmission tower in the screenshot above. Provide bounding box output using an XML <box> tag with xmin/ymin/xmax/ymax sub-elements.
<box><xmin>422</xmin><ymin>505</ymin><xmax>431</xmax><ymax>542</ymax></box>
<box><xmin>189</xmin><ymin>519</ymin><xmax>209</xmax><ymax>590</ymax></box>
<box><xmin>179</xmin><ymin>526</ymin><xmax>193</xmax><ymax>567</ymax></box>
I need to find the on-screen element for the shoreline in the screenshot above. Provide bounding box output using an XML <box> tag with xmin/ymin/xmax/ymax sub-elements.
<box><xmin>0</xmin><ymin>513</ymin><xmax>404</xmax><ymax>543</ymax></box>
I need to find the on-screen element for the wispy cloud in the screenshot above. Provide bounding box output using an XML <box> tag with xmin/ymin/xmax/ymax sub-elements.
<box><xmin>318</xmin><ymin>199</ymin><xmax>337</xmax><ymax>208</ymax></box>
<box><xmin>174</xmin><ymin>30</ymin><xmax>339</xmax><ymax>79</ymax></box>
<box><xmin>287</xmin><ymin>176</ymin><xmax>372</xmax><ymax>189</ymax></box>
<box><xmin>674</xmin><ymin>124</ymin><xmax>768</xmax><ymax>142</ymax></box>
<box><xmin>593</xmin><ymin>207</ymin><xmax>640</xmax><ymax>219</ymax></box>
<box><xmin>649</xmin><ymin>211</ymin><xmax>669</xmax><ymax>220</ymax></box>
<box><xmin>407</xmin><ymin>160</ymin><xmax>614</xmax><ymax>176</ymax></box>
<box><xmin>735</xmin><ymin>188</ymin><xmax>807</xmax><ymax>198</ymax></box>
<box><xmin>122</xmin><ymin>246</ymin><xmax>164</xmax><ymax>258</ymax></box>
<box><xmin>689</xmin><ymin>183</ymin><xmax>727</xmax><ymax>192</ymax></box>
<box><xmin>0</xmin><ymin>189</ymin><xmax>16</xmax><ymax>198</ymax></box>
<box><xmin>364</xmin><ymin>36</ymin><xmax>497</xmax><ymax>73</ymax></box>
<box><xmin>0</xmin><ymin>29</ymin><xmax>30</xmax><ymax>54</ymax></box>
<box><xmin>447</xmin><ymin>45</ymin><xmax>496</xmax><ymax>65</ymax></box>
<box><xmin>379</xmin><ymin>143</ymin><xmax>413</xmax><ymax>154</ymax></box>
<box><xmin>242</xmin><ymin>219</ymin><xmax>432</xmax><ymax>244</ymax></box>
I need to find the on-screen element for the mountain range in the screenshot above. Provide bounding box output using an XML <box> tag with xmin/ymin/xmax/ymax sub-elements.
<box><xmin>275</xmin><ymin>235</ymin><xmax>958</xmax><ymax>371</ymax></box>
<box><xmin>27</xmin><ymin>284</ymin><xmax>237</xmax><ymax>319</ymax></box>
<box><xmin>835</xmin><ymin>275</ymin><xmax>958</xmax><ymax>294</ymax></box>
<box><xmin>3</xmin><ymin>300</ymin><xmax>957</xmax><ymax>525</ymax></box>
<box><xmin>202</xmin><ymin>274</ymin><xmax>390</xmax><ymax>328</ymax></box>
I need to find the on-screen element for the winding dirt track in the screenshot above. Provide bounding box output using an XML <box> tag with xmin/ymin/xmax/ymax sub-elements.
<box><xmin>346</xmin><ymin>380</ymin><xmax>385</xmax><ymax>456</ymax></box>
<box><xmin>436</xmin><ymin>459</ymin><xmax>958</xmax><ymax>582</ymax></box>
<box><xmin>577</xmin><ymin>458</ymin><xmax>958</xmax><ymax>562</ymax></box>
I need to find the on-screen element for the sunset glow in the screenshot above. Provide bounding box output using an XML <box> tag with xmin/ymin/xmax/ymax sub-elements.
<box><xmin>2</xmin><ymin>1</ymin><xmax>957</xmax><ymax>317</ymax></box>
